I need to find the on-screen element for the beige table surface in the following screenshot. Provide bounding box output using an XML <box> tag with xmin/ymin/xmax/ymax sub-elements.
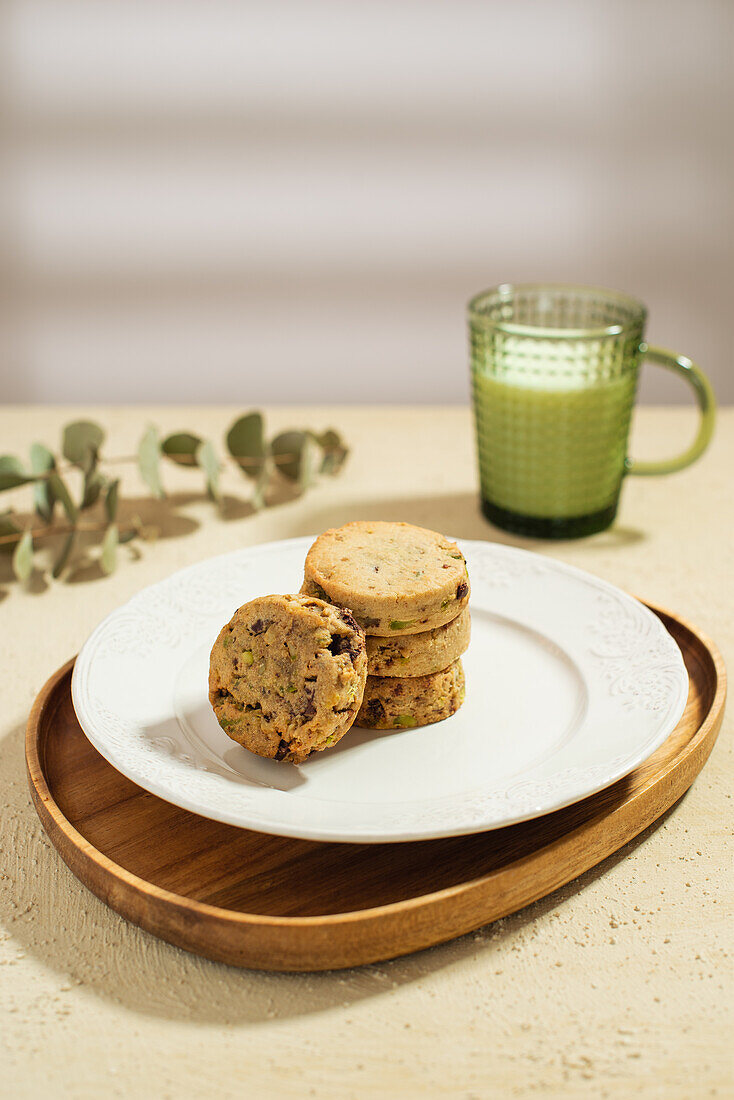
<box><xmin>1</xmin><ymin>405</ymin><xmax>732</xmax><ymax>1099</ymax></box>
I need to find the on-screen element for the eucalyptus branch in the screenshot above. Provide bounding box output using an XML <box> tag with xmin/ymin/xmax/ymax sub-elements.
<box><xmin>0</xmin><ymin>521</ymin><xmax>138</xmax><ymax>547</ymax></box>
<box><xmin>1</xmin><ymin>411</ymin><xmax>348</xmax><ymax>585</ymax></box>
<box><xmin>32</xmin><ymin>451</ymin><xmax>322</xmax><ymax>474</ymax></box>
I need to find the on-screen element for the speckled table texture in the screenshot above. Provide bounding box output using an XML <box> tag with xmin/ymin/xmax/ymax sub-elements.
<box><xmin>1</xmin><ymin>406</ymin><xmax>731</xmax><ymax>1099</ymax></box>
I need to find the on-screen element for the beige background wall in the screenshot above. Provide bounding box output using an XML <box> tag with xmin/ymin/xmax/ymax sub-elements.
<box><xmin>3</xmin><ymin>0</ymin><xmax>733</xmax><ymax>405</ymax></box>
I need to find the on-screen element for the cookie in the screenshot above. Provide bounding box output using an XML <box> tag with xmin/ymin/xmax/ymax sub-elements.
<box><xmin>366</xmin><ymin>607</ymin><xmax>471</xmax><ymax>677</ymax></box>
<box><xmin>355</xmin><ymin>659</ymin><xmax>465</xmax><ymax>729</ymax></box>
<box><xmin>302</xmin><ymin>521</ymin><xmax>470</xmax><ymax>636</ymax></box>
<box><xmin>209</xmin><ymin>594</ymin><xmax>367</xmax><ymax>764</ymax></box>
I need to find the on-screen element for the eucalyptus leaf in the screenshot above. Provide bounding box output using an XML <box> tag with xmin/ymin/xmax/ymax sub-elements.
<box><xmin>226</xmin><ymin>412</ymin><xmax>265</xmax><ymax>480</ymax></box>
<box><xmin>251</xmin><ymin>461</ymin><xmax>271</xmax><ymax>511</ymax></box>
<box><xmin>34</xmin><ymin>483</ymin><xmax>55</xmax><ymax>523</ymax></box>
<box><xmin>62</xmin><ymin>420</ymin><xmax>105</xmax><ymax>467</ymax></box>
<box><xmin>196</xmin><ymin>440</ymin><xmax>221</xmax><ymax>502</ymax></box>
<box><xmin>270</xmin><ymin>431</ymin><xmax>305</xmax><ymax>482</ymax></box>
<box><xmin>12</xmin><ymin>529</ymin><xmax>34</xmax><ymax>583</ymax></box>
<box><xmin>298</xmin><ymin>432</ymin><xmax>322</xmax><ymax>490</ymax></box>
<box><xmin>30</xmin><ymin>442</ymin><xmax>56</xmax><ymax>521</ymax></box>
<box><xmin>30</xmin><ymin>442</ymin><xmax>55</xmax><ymax>472</ymax></box>
<box><xmin>118</xmin><ymin>528</ymin><xmax>137</xmax><ymax>545</ymax></box>
<box><xmin>0</xmin><ymin>511</ymin><xmax>21</xmax><ymax>553</ymax></box>
<box><xmin>100</xmin><ymin>524</ymin><xmax>119</xmax><ymax>575</ymax></box>
<box><xmin>105</xmin><ymin>479</ymin><xmax>120</xmax><ymax>522</ymax></box>
<box><xmin>0</xmin><ymin>455</ymin><xmax>27</xmax><ymax>475</ymax></box>
<box><xmin>317</xmin><ymin>429</ymin><xmax>348</xmax><ymax>475</ymax></box>
<box><xmin>48</xmin><ymin>472</ymin><xmax>78</xmax><ymax>522</ymax></box>
<box><xmin>251</xmin><ymin>480</ymin><xmax>265</xmax><ymax>512</ymax></box>
<box><xmin>82</xmin><ymin>466</ymin><xmax>106</xmax><ymax>509</ymax></box>
<box><xmin>52</xmin><ymin>530</ymin><xmax>76</xmax><ymax>579</ymax></box>
<box><xmin>138</xmin><ymin>425</ymin><xmax>164</xmax><ymax>499</ymax></box>
<box><xmin>0</xmin><ymin>455</ymin><xmax>33</xmax><ymax>492</ymax></box>
<box><xmin>162</xmin><ymin>432</ymin><xmax>201</xmax><ymax>467</ymax></box>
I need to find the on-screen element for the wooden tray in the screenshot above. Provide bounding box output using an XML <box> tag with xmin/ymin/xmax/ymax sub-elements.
<box><xmin>26</xmin><ymin>604</ymin><xmax>725</xmax><ymax>972</ymax></box>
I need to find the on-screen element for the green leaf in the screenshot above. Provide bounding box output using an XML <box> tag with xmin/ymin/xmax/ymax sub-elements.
<box><xmin>317</xmin><ymin>429</ymin><xmax>348</xmax><ymax>475</ymax></box>
<box><xmin>0</xmin><ymin>455</ymin><xmax>25</xmax><ymax>473</ymax></box>
<box><xmin>252</xmin><ymin>461</ymin><xmax>271</xmax><ymax>511</ymax></box>
<box><xmin>47</xmin><ymin>472</ymin><xmax>78</xmax><ymax>522</ymax></box>
<box><xmin>30</xmin><ymin>443</ymin><xmax>55</xmax><ymax>471</ymax></box>
<box><xmin>118</xmin><ymin>528</ymin><xmax>137</xmax><ymax>545</ymax></box>
<box><xmin>105</xmin><ymin>479</ymin><xmax>120</xmax><ymax>522</ymax></box>
<box><xmin>100</xmin><ymin>524</ymin><xmax>119</xmax><ymax>575</ymax></box>
<box><xmin>0</xmin><ymin>455</ymin><xmax>33</xmax><ymax>492</ymax></box>
<box><xmin>196</xmin><ymin>440</ymin><xmax>221</xmax><ymax>502</ymax></box>
<box><xmin>52</xmin><ymin>530</ymin><xmax>76</xmax><ymax>579</ymax></box>
<box><xmin>30</xmin><ymin>443</ymin><xmax>56</xmax><ymax>521</ymax></box>
<box><xmin>226</xmin><ymin>412</ymin><xmax>265</xmax><ymax>480</ymax></box>
<box><xmin>298</xmin><ymin>432</ymin><xmax>321</xmax><ymax>490</ymax></box>
<box><xmin>137</xmin><ymin>425</ymin><xmax>164</xmax><ymax>499</ymax></box>
<box><xmin>270</xmin><ymin>431</ymin><xmax>305</xmax><ymax>481</ymax></box>
<box><xmin>62</xmin><ymin>420</ymin><xmax>105</xmax><ymax>466</ymax></box>
<box><xmin>0</xmin><ymin>511</ymin><xmax>21</xmax><ymax>553</ymax></box>
<box><xmin>271</xmin><ymin>431</ymin><xmax>321</xmax><ymax>489</ymax></box>
<box><xmin>82</xmin><ymin>465</ymin><xmax>105</xmax><ymax>509</ymax></box>
<box><xmin>162</xmin><ymin>432</ymin><xmax>202</xmax><ymax>467</ymax></box>
<box><xmin>12</xmin><ymin>529</ymin><xmax>34</xmax><ymax>582</ymax></box>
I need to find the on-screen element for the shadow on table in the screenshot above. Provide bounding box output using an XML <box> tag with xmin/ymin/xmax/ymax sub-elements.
<box><xmin>0</xmin><ymin>476</ymin><xmax>302</xmax><ymax>597</ymax></box>
<box><xmin>0</xmin><ymin>489</ymin><xmax>647</xmax><ymax>1023</ymax></box>
<box><xmin>0</xmin><ymin>487</ymin><xmax>645</xmax><ymax>603</ymax></box>
<box><xmin>0</xmin><ymin>493</ymin><xmax>202</xmax><ymax>596</ymax></box>
<box><xmin>1</xmin><ymin>710</ymin><xmax>673</xmax><ymax>1028</ymax></box>
<box><xmin>285</xmin><ymin>491</ymin><xmax>646</xmax><ymax>552</ymax></box>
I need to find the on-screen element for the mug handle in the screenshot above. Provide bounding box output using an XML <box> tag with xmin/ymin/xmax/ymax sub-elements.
<box><xmin>625</xmin><ymin>344</ymin><xmax>716</xmax><ymax>476</ymax></box>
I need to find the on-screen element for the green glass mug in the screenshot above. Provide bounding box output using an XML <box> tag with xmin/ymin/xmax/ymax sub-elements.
<box><xmin>469</xmin><ymin>283</ymin><xmax>715</xmax><ymax>538</ymax></box>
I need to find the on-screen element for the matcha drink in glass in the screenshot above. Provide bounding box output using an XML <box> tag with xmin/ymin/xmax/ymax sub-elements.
<box><xmin>469</xmin><ymin>284</ymin><xmax>715</xmax><ymax>538</ymax></box>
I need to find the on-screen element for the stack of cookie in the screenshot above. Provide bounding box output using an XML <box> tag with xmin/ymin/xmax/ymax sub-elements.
<box><xmin>301</xmin><ymin>521</ymin><xmax>470</xmax><ymax>730</ymax></box>
<box><xmin>208</xmin><ymin>520</ymin><xmax>470</xmax><ymax>765</ymax></box>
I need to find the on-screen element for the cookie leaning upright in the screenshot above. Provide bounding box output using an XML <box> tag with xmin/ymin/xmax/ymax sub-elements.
<box><xmin>302</xmin><ymin>521</ymin><xmax>470</xmax><ymax>636</ymax></box>
<box><xmin>209</xmin><ymin>594</ymin><xmax>367</xmax><ymax>764</ymax></box>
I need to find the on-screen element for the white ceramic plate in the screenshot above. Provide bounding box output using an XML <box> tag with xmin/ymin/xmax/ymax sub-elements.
<box><xmin>71</xmin><ymin>537</ymin><xmax>688</xmax><ymax>843</ymax></box>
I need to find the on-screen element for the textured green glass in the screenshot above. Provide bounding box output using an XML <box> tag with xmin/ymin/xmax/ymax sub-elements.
<box><xmin>469</xmin><ymin>284</ymin><xmax>715</xmax><ymax>539</ymax></box>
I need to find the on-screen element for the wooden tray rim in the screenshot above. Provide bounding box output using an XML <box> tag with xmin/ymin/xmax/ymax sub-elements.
<box><xmin>26</xmin><ymin>602</ymin><xmax>727</xmax><ymax>936</ymax></box>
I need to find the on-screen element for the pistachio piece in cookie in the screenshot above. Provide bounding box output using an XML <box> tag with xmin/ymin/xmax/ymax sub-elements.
<box><xmin>355</xmin><ymin>660</ymin><xmax>465</xmax><ymax>729</ymax></box>
<box><xmin>302</xmin><ymin>521</ymin><xmax>470</xmax><ymax>636</ymax></box>
<box><xmin>366</xmin><ymin>606</ymin><xmax>471</xmax><ymax>677</ymax></box>
<box><xmin>208</xmin><ymin>594</ymin><xmax>367</xmax><ymax>763</ymax></box>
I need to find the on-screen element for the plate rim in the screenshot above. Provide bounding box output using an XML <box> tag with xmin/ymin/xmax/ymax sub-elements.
<box><xmin>70</xmin><ymin>536</ymin><xmax>690</xmax><ymax>843</ymax></box>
